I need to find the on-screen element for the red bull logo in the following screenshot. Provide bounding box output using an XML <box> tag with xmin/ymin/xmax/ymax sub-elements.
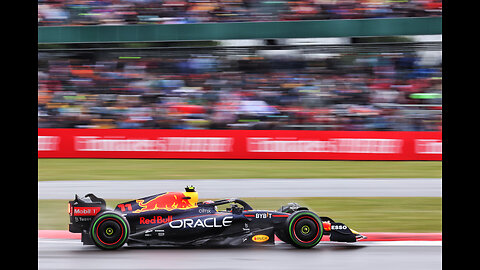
<box><xmin>133</xmin><ymin>192</ymin><xmax>198</xmax><ymax>213</ymax></box>
<box><xmin>139</xmin><ymin>215</ymin><xmax>173</xmax><ymax>225</ymax></box>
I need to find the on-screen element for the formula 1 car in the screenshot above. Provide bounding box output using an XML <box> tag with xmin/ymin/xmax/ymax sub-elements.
<box><xmin>68</xmin><ymin>186</ymin><xmax>366</xmax><ymax>250</ymax></box>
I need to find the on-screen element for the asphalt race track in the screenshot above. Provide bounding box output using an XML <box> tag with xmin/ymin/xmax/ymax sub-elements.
<box><xmin>38</xmin><ymin>178</ymin><xmax>441</xmax><ymax>199</ymax></box>
<box><xmin>39</xmin><ymin>178</ymin><xmax>442</xmax><ymax>269</ymax></box>
<box><xmin>38</xmin><ymin>238</ymin><xmax>441</xmax><ymax>270</ymax></box>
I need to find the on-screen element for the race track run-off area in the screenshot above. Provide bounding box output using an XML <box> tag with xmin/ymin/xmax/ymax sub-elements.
<box><xmin>38</xmin><ymin>233</ymin><xmax>441</xmax><ymax>270</ymax></box>
<box><xmin>39</xmin><ymin>230</ymin><xmax>442</xmax><ymax>242</ymax></box>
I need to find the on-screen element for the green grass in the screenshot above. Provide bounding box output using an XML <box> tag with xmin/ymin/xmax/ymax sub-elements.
<box><xmin>39</xmin><ymin>197</ymin><xmax>441</xmax><ymax>232</ymax></box>
<box><xmin>38</xmin><ymin>159</ymin><xmax>442</xmax><ymax>232</ymax></box>
<box><xmin>38</xmin><ymin>159</ymin><xmax>441</xmax><ymax>181</ymax></box>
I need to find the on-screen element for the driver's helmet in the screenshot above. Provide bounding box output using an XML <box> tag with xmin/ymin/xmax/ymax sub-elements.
<box><xmin>183</xmin><ymin>185</ymin><xmax>199</xmax><ymax>206</ymax></box>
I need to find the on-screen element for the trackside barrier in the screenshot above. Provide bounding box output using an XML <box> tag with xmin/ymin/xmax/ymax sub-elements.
<box><xmin>38</xmin><ymin>129</ymin><xmax>441</xmax><ymax>160</ymax></box>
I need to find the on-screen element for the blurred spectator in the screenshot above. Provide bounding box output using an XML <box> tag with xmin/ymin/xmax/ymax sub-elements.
<box><xmin>38</xmin><ymin>49</ymin><xmax>442</xmax><ymax>131</ymax></box>
<box><xmin>38</xmin><ymin>0</ymin><xmax>442</xmax><ymax>26</ymax></box>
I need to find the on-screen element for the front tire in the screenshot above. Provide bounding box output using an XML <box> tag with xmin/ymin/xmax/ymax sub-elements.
<box><xmin>90</xmin><ymin>211</ymin><xmax>129</xmax><ymax>250</ymax></box>
<box><xmin>285</xmin><ymin>210</ymin><xmax>323</xmax><ymax>249</ymax></box>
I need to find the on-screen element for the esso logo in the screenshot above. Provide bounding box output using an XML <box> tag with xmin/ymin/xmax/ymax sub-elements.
<box><xmin>331</xmin><ymin>225</ymin><xmax>347</xmax><ymax>230</ymax></box>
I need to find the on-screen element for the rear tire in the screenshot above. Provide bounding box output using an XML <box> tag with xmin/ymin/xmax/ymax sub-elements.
<box><xmin>285</xmin><ymin>210</ymin><xmax>323</xmax><ymax>249</ymax></box>
<box><xmin>90</xmin><ymin>211</ymin><xmax>129</xmax><ymax>250</ymax></box>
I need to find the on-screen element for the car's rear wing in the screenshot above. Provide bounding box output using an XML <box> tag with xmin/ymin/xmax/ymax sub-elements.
<box><xmin>68</xmin><ymin>194</ymin><xmax>107</xmax><ymax>233</ymax></box>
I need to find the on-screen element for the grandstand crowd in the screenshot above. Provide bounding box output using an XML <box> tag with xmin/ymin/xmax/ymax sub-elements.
<box><xmin>38</xmin><ymin>0</ymin><xmax>442</xmax><ymax>26</ymax></box>
<box><xmin>38</xmin><ymin>50</ymin><xmax>442</xmax><ymax>131</ymax></box>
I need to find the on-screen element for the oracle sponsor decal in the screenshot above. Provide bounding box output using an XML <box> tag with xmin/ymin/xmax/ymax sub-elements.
<box><xmin>169</xmin><ymin>216</ymin><xmax>233</xmax><ymax>229</ymax></box>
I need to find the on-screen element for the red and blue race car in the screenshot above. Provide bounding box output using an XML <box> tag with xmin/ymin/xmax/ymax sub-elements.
<box><xmin>68</xmin><ymin>186</ymin><xmax>366</xmax><ymax>249</ymax></box>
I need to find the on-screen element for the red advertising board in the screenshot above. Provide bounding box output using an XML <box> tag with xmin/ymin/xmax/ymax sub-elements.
<box><xmin>38</xmin><ymin>128</ymin><xmax>441</xmax><ymax>160</ymax></box>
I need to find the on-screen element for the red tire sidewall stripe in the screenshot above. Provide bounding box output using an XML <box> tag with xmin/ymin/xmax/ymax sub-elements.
<box><xmin>292</xmin><ymin>216</ymin><xmax>320</xmax><ymax>243</ymax></box>
<box><xmin>95</xmin><ymin>218</ymin><xmax>124</xmax><ymax>246</ymax></box>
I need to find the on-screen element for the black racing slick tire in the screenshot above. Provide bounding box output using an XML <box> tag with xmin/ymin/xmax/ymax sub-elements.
<box><xmin>90</xmin><ymin>211</ymin><xmax>130</xmax><ymax>250</ymax></box>
<box><xmin>285</xmin><ymin>210</ymin><xmax>323</xmax><ymax>249</ymax></box>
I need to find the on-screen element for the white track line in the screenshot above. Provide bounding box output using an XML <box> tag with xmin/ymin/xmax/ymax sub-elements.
<box><xmin>38</xmin><ymin>238</ymin><xmax>441</xmax><ymax>247</ymax></box>
<box><xmin>349</xmin><ymin>241</ymin><xmax>442</xmax><ymax>247</ymax></box>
